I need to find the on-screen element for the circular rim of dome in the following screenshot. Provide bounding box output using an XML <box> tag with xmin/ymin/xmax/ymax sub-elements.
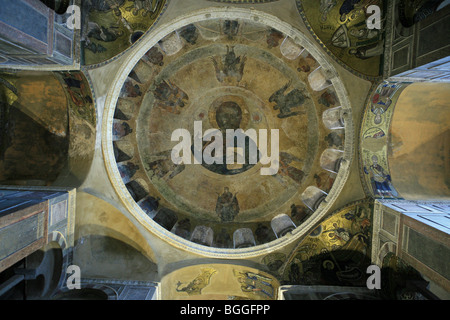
<box><xmin>102</xmin><ymin>7</ymin><xmax>354</xmax><ymax>258</ymax></box>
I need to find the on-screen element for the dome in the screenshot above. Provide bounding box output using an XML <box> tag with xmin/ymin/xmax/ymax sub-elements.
<box><xmin>102</xmin><ymin>8</ymin><xmax>353</xmax><ymax>258</ymax></box>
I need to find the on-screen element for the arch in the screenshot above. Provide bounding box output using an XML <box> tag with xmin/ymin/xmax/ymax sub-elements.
<box><xmin>388</xmin><ymin>82</ymin><xmax>450</xmax><ymax>200</ymax></box>
<box><xmin>280</xmin><ymin>36</ymin><xmax>304</xmax><ymax>60</ymax></box>
<box><xmin>360</xmin><ymin>81</ymin><xmax>450</xmax><ymax>200</ymax></box>
<box><xmin>308</xmin><ymin>67</ymin><xmax>333</xmax><ymax>92</ymax></box>
<box><xmin>301</xmin><ymin>186</ymin><xmax>328</xmax><ymax>211</ymax></box>
<box><xmin>24</xmin><ymin>238</ymin><xmax>66</xmax><ymax>299</ymax></box>
<box><xmin>376</xmin><ymin>241</ymin><xmax>397</xmax><ymax>267</ymax></box>
<box><xmin>190</xmin><ymin>226</ymin><xmax>214</xmax><ymax>247</ymax></box>
<box><xmin>0</xmin><ymin>70</ymin><xmax>96</xmax><ymax>188</ymax></box>
<box><xmin>233</xmin><ymin>228</ymin><xmax>256</xmax><ymax>249</ymax></box>
<box><xmin>320</xmin><ymin>148</ymin><xmax>344</xmax><ymax>173</ymax></box>
<box><xmin>323</xmin><ymin>106</ymin><xmax>345</xmax><ymax>130</ymax></box>
<box><xmin>271</xmin><ymin>214</ymin><xmax>296</xmax><ymax>238</ymax></box>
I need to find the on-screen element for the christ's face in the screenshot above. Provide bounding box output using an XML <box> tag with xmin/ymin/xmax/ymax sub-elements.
<box><xmin>216</xmin><ymin>101</ymin><xmax>242</xmax><ymax>130</ymax></box>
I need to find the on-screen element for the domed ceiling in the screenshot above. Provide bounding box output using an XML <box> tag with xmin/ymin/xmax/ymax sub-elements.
<box><xmin>82</xmin><ymin>0</ymin><xmax>167</xmax><ymax>66</ymax></box>
<box><xmin>103</xmin><ymin>9</ymin><xmax>354</xmax><ymax>256</ymax></box>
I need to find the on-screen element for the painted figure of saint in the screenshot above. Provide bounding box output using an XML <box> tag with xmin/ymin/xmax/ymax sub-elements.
<box><xmin>113</xmin><ymin>121</ymin><xmax>132</xmax><ymax>139</ymax></box>
<box><xmin>277</xmin><ymin>152</ymin><xmax>305</xmax><ymax>185</ymax></box>
<box><xmin>364</xmin><ymin>155</ymin><xmax>399</xmax><ymax>198</ymax></box>
<box><xmin>62</xmin><ymin>72</ymin><xmax>94</xmax><ymax>111</ymax></box>
<box><xmin>147</xmin><ymin>150</ymin><xmax>185</xmax><ymax>181</ymax></box>
<box><xmin>176</xmin><ymin>268</ymin><xmax>217</xmax><ymax>296</ymax></box>
<box><xmin>233</xmin><ymin>270</ymin><xmax>275</xmax><ymax>299</ymax></box>
<box><xmin>153</xmin><ymin>79</ymin><xmax>189</xmax><ymax>114</ymax></box>
<box><xmin>215</xmin><ymin>187</ymin><xmax>240</xmax><ymax>222</ymax></box>
<box><xmin>211</xmin><ymin>46</ymin><xmax>246</xmax><ymax>83</ymax></box>
<box><xmin>269</xmin><ymin>81</ymin><xmax>307</xmax><ymax>119</ymax></box>
<box><xmin>144</xmin><ymin>47</ymin><xmax>164</xmax><ymax>66</ymax></box>
<box><xmin>370</xmin><ymin>83</ymin><xmax>400</xmax><ymax>123</ymax></box>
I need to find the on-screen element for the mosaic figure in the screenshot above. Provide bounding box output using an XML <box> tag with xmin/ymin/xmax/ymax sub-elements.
<box><xmin>349</xmin><ymin>42</ymin><xmax>385</xmax><ymax>59</ymax></box>
<box><xmin>194</xmin><ymin>101</ymin><xmax>260</xmax><ymax>175</ymax></box>
<box><xmin>314</xmin><ymin>172</ymin><xmax>335</xmax><ymax>193</ymax></box>
<box><xmin>266</xmin><ymin>28</ymin><xmax>284</xmax><ymax>48</ymax></box>
<box><xmin>371</xmin><ymin>83</ymin><xmax>398</xmax><ymax>113</ymax></box>
<box><xmin>122</xmin><ymin>80</ymin><xmax>142</xmax><ymax>98</ymax></box>
<box><xmin>147</xmin><ymin>150</ymin><xmax>186</xmax><ymax>181</ymax></box>
<box><xmin>144</xmin><ymin>47</ymin><xmax>165</xmax><ymax>66</ymax></box>
<box><xmin>215</xmin><ymin>187</ymin><xmax>240</xmax><ymax>222</ymax></box>
<box><xmin>211</xmin><ymin>46</ymin><xmax>247</xmax><ymax>83</ymax></box>
<box><xmin>153</xmin><ymin>80</ymin><xmax>189</xmax><ymax>114</ymax></box>
<box><xmin>215</xmin><ymin>228</ymin><xmax>233</xmax><ymax>248</ymax></box>
<box><xmin>87</xmin><ymin>23</ymin><xmax>123</xmax><ymax>43</ymax></box>
<box><xmin>255</xmin><ymin>224</ymin><xmax>275</xmax><ymax>244</ymax></box>
<box><xmin>118</xmin><ymin>161</ymin><xmax>139</xmax><ymax>182</ymax></box>
<box><xmin>176</xmin><ymin>268</ymin><xmax>217</xmax><ymax>296</ymax></box>
<box><xmin>61</xmin><ymin>73</ymin><xmax>95</xmax><ymax>125</ymax></box>
<box><xmin>82</xmin><ymin>0</ymin><xmax>165</xmax><ymax>65</ymax></box>
<box><xmin>325</xmin><ymin>132</ymin><xmax>343</xmax><ymax>148</ymax></box>
<box><xmin>319</xmin><ymin>90</ymin><xmax>338</xmax><ymax>107</ymax></box>
<box><xmin>179</xmin><ymin>24</ymin><xmax>199</xmax><ymax>45</ymax></box>
<box><xmin>88</xmin><ymin>0</ymin><xmax>125</xmax><ymax>13</ymax></box>
<box><xmin>233</xmin><ymin>270</ymin><xmax>275</xmax><ymax>299</ymax></box>
<box><xmin>364</xmin><ymin>155</ymin><xmax>399</xmax><ymax>198</ymax></box>
<box><xmin>277</xmin><ymin>152</ymin><xmax>305</xmax><ymax>185</ymax></box>
<box><xmin>138</xmin><ymin>195</ymin><xmax>160</xmax><ymax>216</ymax></box>
<box><xmin>269</xmin><ymin>81</ymin><xmax>307</xmax><ymax>119</ymax></box>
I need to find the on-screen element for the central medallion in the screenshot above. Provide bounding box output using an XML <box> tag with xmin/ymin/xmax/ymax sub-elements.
<box><xmin>201</xmin><ymin>98</ymin><xmax>257</xmax><ymax>176</ymax></box>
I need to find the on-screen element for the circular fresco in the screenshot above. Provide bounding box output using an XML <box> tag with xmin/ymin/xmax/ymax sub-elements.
<box><xmin>103</xmin><ymin>8</ymin><xmax>354</xmax><ymax>257</ymax></box>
